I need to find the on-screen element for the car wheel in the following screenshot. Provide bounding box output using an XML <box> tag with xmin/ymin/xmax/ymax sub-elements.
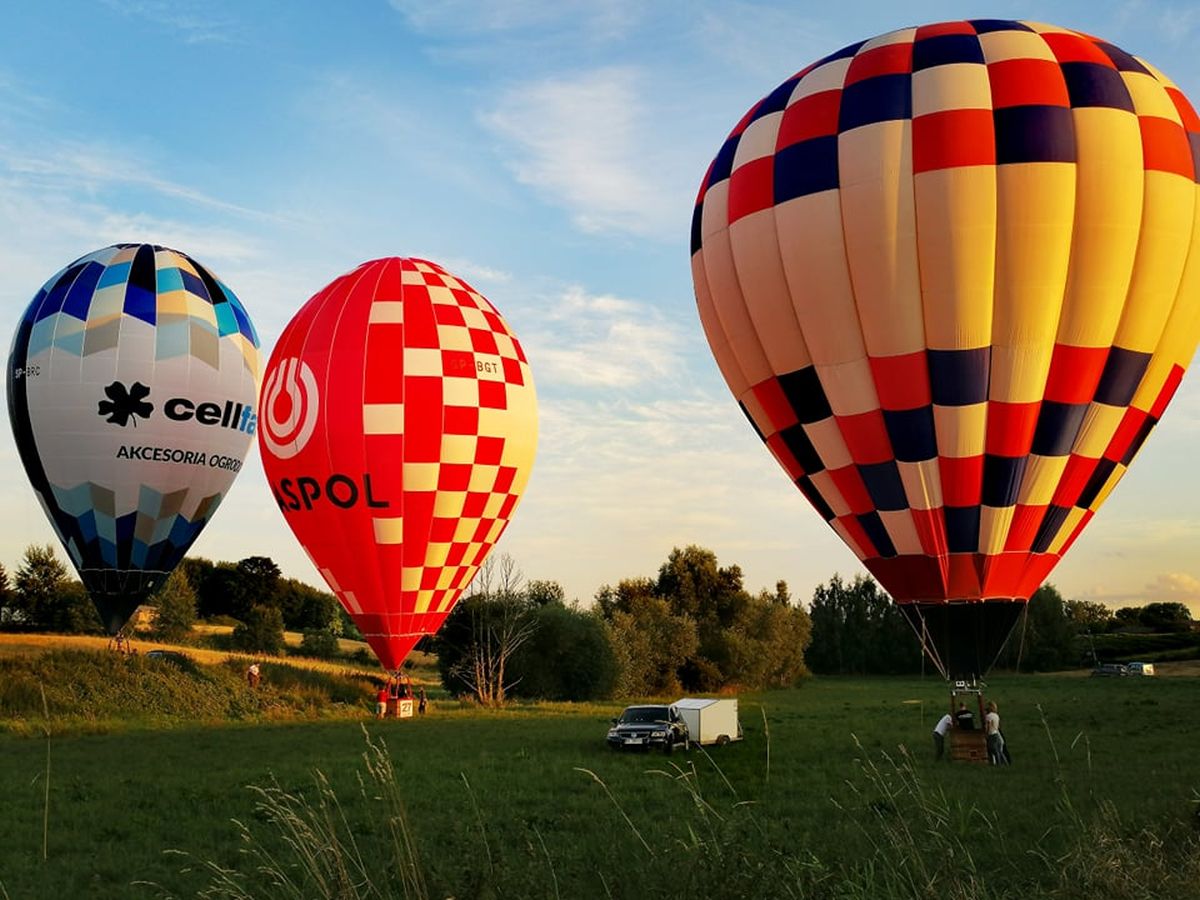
<box><xmin>663</xmin><ymin>738</ymin><xmax>674</xmax><ymax>755</ymax></box>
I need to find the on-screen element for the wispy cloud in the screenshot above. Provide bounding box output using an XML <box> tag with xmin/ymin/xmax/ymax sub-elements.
<box><xmin>1</xmin><ymin>141</ymin><xmax>283</xmax><ymax>223</ymax></box>
<box><xmin>518</xmin><ymin>285</ymin><xmax>685</xmax><ymax>389</ymax></box>
<box><xmin>388</xmin><ymin>0</ymin><xmax>639</xmax><ymax>41</ymax></box>
<box><xmin>100</xmin><ymin>0</ymin><xmax>239</xmax><ymax>44</ymax></box>
<box><xmin>481</xmin><ymin>67</ymin><xmax>685</xmax><ymax>238</ymax></box>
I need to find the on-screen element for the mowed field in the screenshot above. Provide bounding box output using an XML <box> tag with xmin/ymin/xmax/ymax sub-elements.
<box><xmin>1</xmin><ymin>645</ymin><xmax>1198</xmax><ymax>899</ymax></box>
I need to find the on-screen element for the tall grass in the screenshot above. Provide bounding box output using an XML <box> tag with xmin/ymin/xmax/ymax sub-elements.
<box><xmin>159</xmin><ymin>715</ymin><xmax>1200</xmax><ymax>900</ymax></box>
<box><xmin>142</xmin><ymin>728</ymin><xmax>427</xmax><ymax>900</ymax></box>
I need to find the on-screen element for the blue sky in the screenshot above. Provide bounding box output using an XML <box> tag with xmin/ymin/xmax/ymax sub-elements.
<box><xmin>3</xmin><ymin>0</ymin><xmax>1200</xmax><ymax>612</ymax></box>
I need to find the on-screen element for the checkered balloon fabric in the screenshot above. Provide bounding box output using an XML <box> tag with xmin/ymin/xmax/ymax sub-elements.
<box><xmin>259</xmin><ymin>258</ymin><xmax>537</xmax><ymax>671</ymax></box>
<box><xmin>693</xmin><ymin>20</ymin><xmax>1200</xmax><ymax>610</ymax></box>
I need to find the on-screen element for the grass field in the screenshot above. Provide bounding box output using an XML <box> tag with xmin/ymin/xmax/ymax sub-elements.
<box><xmin>0</xmin><ymin>644</ymin><xmax>1198</xmax><ymax>899</ymax></box>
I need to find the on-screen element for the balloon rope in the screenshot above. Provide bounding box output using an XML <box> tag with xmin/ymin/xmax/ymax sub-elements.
<box><xmin>901</xmin><ymin>607</ymin><xmax>948</xmax><ymax>681</ymax></box>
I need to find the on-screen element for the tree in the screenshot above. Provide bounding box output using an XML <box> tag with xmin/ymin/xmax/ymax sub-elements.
<box><xmin>526</xmin><ymin>579</ymin><xmax>566</xmax><ymax>607</ymax></box>
<box><xmin>1138</xmin><ymin>602</ymin><xmax>1193</xmax><ymax>633</ymax></box>
<box><xmin>0</xmin><ymin>563</ymin><xmax>12</xmax><ymax>623</ymax></box>
<box><xmin>1003</xmin><ymin>585</ymin><xmax>1076</xmax><ymax>672</ymax></box>
<box><xmin>507</xmin><ymin>605</ymin><xmax>618</xmax><ymax>701</ymax></box>
<box><xmin>604</xmin><ymin>591</ymin><xmax>698</xmax><ymax>697</ymax></box>
<box><xmin>228</xmin><ymin>556</ymin><xmax>282</xmax><ymax>620</ymax></box>
<box><xmin>1065</xmin><ymin>599</ymin><xmax>1113</xmax><ymax>633</ymax></box>
<box><xmin>10</xmin><ymin>544</ymin><xmax>96</xmax><ymax>631</ymax></box>
<box><xmin>1112</xmin><ymin>606</ymin><xmax>1143</xmax><ymax>629</ymax></box>
<box><xmin>300</xmin><ymin>627</ymin><xmax>340</xmax><ymax>659</ymax></box>
<box><xmin>806</xmin><ymin>574</ymin><xmax>919</xmax><ymax>675</ymax></box>
<box><xmin>153</xmin><ymin>569</ymin><xmax>198</xmax><ymax>642</ymax></box>
<box><xmin>276</xmin><ymin>578</ymin><xmax>339</xmax><ymax>631</ymax></box>
<box><xmin>231</xmin><ymin>604</ymin><xmax>285</xmax><ymax>655</ymax></box>
<box><xmin>434</xmin><ymin>554</ymin><xmax>537</xmax><ymax>706</ymax></box>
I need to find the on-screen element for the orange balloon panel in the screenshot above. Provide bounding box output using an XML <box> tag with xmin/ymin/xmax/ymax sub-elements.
<box><xmin>259</xmin><ymin>258</ymin><xmax>537</xmax><ymax>671</ymax></box>
<box><xmin>693</xmin><ymin>19</ymin><xmax>1200</xmax><ymax>675</ymax></box>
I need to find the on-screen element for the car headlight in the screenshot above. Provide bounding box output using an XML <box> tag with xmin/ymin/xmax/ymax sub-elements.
<box><xmin>651</xmin><ymin>730</ymin><xmax>667</xmax><ymax>738</ymax></box>
<box><xmin>607</xmin><ymin>730</ymin><xmax>619</xmax><ymax>737</ymax></box>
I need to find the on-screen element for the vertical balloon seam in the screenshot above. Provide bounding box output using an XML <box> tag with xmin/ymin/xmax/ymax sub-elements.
<box><xmin>357</xmin><ymin>260</ymin><xmax>399</xmax><ymax>663</ymax></box>
<box><xmin>319</xmin><ymin>262</ymin><xmax>385</xmax><ymax>660</ymax></box>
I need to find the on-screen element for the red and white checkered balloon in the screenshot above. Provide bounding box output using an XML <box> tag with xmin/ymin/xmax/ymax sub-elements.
<box><xmin>260</xmin><ymin>258</ymin><xmax>537</xmax><ymax>671</ymax></box>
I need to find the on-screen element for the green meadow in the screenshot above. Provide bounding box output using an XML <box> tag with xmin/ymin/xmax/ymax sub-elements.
<box><xmin>1</xmin><ymin>649</ymin><xmax>1198</xmax><ymax>899</ymax></box>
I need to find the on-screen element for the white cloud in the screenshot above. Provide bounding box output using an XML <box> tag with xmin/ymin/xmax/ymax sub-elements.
<box><xmin>388</xmin><ymin>0</ymin><xmax>638</xmax><ymax>40</ymax></box>
<box><xmin>2</xmin><ymin>141</ymin><xmax>281</xmax><ymax>223</ymax></box>
<box><xmin>519</xmin><ymin>285</ymin><xmax>684</xmax><ymax>389</ymax></box>
<box><xmin>99</xmin><ymin>0</ymin><xmax>239</xmax><ymax>44</ymax></box>
<box><xmin>481</xmin><ymin>67</ymin><xmax>686</xmax><ymax>238</ymax></box>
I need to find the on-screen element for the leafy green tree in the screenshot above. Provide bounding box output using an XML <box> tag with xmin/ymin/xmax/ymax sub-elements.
<box><xmin>507</xmin><ymin>605</ymin><xmax>617</xmax><ymax>701</ymax></box>
<box><xmin>59</xmin><ymin>581</ymin><xmax>104</xmax><ymax>634</ymax></box>
<box><xmin>1004</xmin><ymin>584</ymin><xmax>1076</xmax><ymax>671</ymax></box>
<box><xmin>806</xmin><ymin>574</ymin><xmax>918</xmax><ymax>675</ymax></box>
<box><xmin>153</xmin><ymin>569</ymin><xmax>197</xmax><ymax>642</ymax></box>
<box><xmin>231</xmin><ymin>604</ymin><xmax>285</xmax><ymax>655</ymax></box>
<box><xmin>10</xmin><ymin>544</ymin><xmax>95</xmax><ymax>631</ymax></box>
<box><xmin>526</xmin><ymin>579</ymin><xmax>566</xmax><ymax>607</ymax></box>
<box><xmin>300</xmin><ymin>627</ymin><xmax>340</xmax><ymax>659</ymax></box>
<box><xmin>1138</xmin><ymin>602</ymin><xmax>1193</xmax><ymax>632</ymax></box>
<box><xmin>1112</xmin><ymin>606</ymin><xmax>1143</xmax><ymax>629</ymax></box>
<box><xmin>604</xmin><ymin>591</ymin><xmax>698</xmax><ymax>697</ymax></box>
<box><xmin>1065</xmin><ymin>599</ymin><xmax>1113</xmax><ymax>633</ymax></box>
<box><xmin>229</xmin><ymin>556</ymin><xmax>282</xmax><ymax>620</ymax></box>
<box><xmin>0</xmin><ymin>562</ymin><xmax>14</xmax><ymax>625</ymax></box>
<box><xmin>276</xmin><ymin>578</ymin><xmax>339</xmax><ymax>631</ymax></box>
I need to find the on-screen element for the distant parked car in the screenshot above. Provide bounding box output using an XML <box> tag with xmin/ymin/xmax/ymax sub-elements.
<box><xmin>606</xmin><ymin>704</ymin><xmax>688</xmax><ymax>753</ymax></box>
<box><xmin>1090</xmin><ymin>663</ymin><xmax>1129</xmax><ymax>677</ymax></box>
<box><xmin>1126</xmin><ymin>661</ymin><xmax>1156</xmax><ymax>676</ymax></box>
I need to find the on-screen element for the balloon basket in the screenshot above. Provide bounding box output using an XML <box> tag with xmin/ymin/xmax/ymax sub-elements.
<box><xmin>947</xmin><ymin>684</ymin><xmax>989</xmax><ymax>765</ymax></box>
<box><xmin>390</xmin><ymin>699</ymin><xmax>414</xmax><ymax>719</ymax></box>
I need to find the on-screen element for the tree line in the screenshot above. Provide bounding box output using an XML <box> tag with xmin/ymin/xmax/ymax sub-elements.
<box><xmin>436</xmin><ymin>546</ymin><xmax>812</xmax><ymax>704</ymax></box>
<box><xmin>3</xmin><ymin>540</ymin><xmax>1193</xmax><ymax>696</ymax></box>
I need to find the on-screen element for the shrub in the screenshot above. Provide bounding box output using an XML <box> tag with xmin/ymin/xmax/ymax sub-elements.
<box><xmin>232</xmin><ymin>605</ymin><xmax>285</xmax><ymax>655</ymax></box>
<box><xmin>299</xmin><ymin>628</ymin><xmax>340</xmax><ymax>659</ymax></box>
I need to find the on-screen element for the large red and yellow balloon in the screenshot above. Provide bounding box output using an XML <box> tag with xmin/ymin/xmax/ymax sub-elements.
<box><xmin>692</xmin><ymin>20</ymin><xmax>1200</xmax><ymax>677</ymax></box>
<box><xmin>259</xmin><ymin>258</ymin><xmax>537</xmax><ymax>671</ymax></box>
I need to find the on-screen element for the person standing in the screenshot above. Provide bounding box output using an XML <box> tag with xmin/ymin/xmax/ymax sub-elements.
<box><xmin>375</xmin><ymin>685</ymin><xmax>389</xmax><ymax>719</ymax></box>
<box><xmin>247</xmin><ymin>662</ymin><xmax>261</xmax><ymax>689</ymax></box>
<box><xmin>933</xmin><ymin>712</ymin><xmax>952</xmax><ymax>761</ymax></box>
<box><xmin>985</xmin><ymin>700</ymin><xmax>1006</xmax><ymax>765</ymax></box>
<box><xmin>418</xmin><ymin>687</ymin><xmax>427</xmax><ymax>716</ymax></box>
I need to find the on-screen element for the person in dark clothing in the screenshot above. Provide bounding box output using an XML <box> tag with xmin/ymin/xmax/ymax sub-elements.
<box><xmin>953</xmin><ymin>702</ymin><xmax>975</xmax><ymax>730</ymax></box>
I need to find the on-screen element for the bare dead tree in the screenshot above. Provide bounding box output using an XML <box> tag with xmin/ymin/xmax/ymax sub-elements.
<box><xmin>448</xmin><ymin>554</ymin><xmax>538</xmax><ymax>707</ymax></box>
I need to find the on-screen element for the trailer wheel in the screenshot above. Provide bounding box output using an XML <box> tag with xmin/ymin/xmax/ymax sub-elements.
<box><xmin>716</xmin><ymin>735</ymin><xmax>730</xmax><ymax>747</ymax></box>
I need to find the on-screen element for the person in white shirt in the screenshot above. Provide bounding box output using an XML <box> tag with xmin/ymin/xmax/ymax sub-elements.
<box><xmin>985</xmin><ymin>700</ymin><xmax>1006</xmax><ymax>765</ymax></box>
<box><xmin>933</xmin><ymin>712</ymin><xmax>953</xmax><ymax>761</ymax></box>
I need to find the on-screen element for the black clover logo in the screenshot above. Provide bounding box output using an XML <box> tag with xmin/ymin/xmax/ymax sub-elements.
<box><xmin>98</xmin><ymin>380</ymin><xmax>154</xmax><ymax>427</ymax></box>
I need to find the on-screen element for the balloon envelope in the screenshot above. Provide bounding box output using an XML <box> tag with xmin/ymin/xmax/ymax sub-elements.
<box><xmin>7</xmin><ymin>243</ymin><xmax>261</xmax><ymax>632</ymax></box>
<box><xmin>692</xmin><ymin>20</ymin><xmax>1200</xmax><ymax>677</ymax></box>
<box><xmin>258</xmin><ymin>257</ymin><xmax>537</xmax><ymax>671</ymax></box>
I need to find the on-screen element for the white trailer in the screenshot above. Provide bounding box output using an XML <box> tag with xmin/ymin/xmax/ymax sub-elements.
<box><xmin>673</xmin><ymin>697</ymin><xmax>742</xmax><ymax>747</ymax></box>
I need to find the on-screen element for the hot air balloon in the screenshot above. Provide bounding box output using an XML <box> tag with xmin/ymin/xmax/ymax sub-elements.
<box><xmin>7</xmin><ymin>243</ymin><xmax>261</xmax><ymax>633</ymax></box>
<box><xmin>692</xmin><ymin>20</ymin><xmax>1200</xmax><ymax>679</ymax></box>
<box><xmin>258</xmin><ymin>257</ymin><xmax>537</xmax><ymax>672</ymax></box>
